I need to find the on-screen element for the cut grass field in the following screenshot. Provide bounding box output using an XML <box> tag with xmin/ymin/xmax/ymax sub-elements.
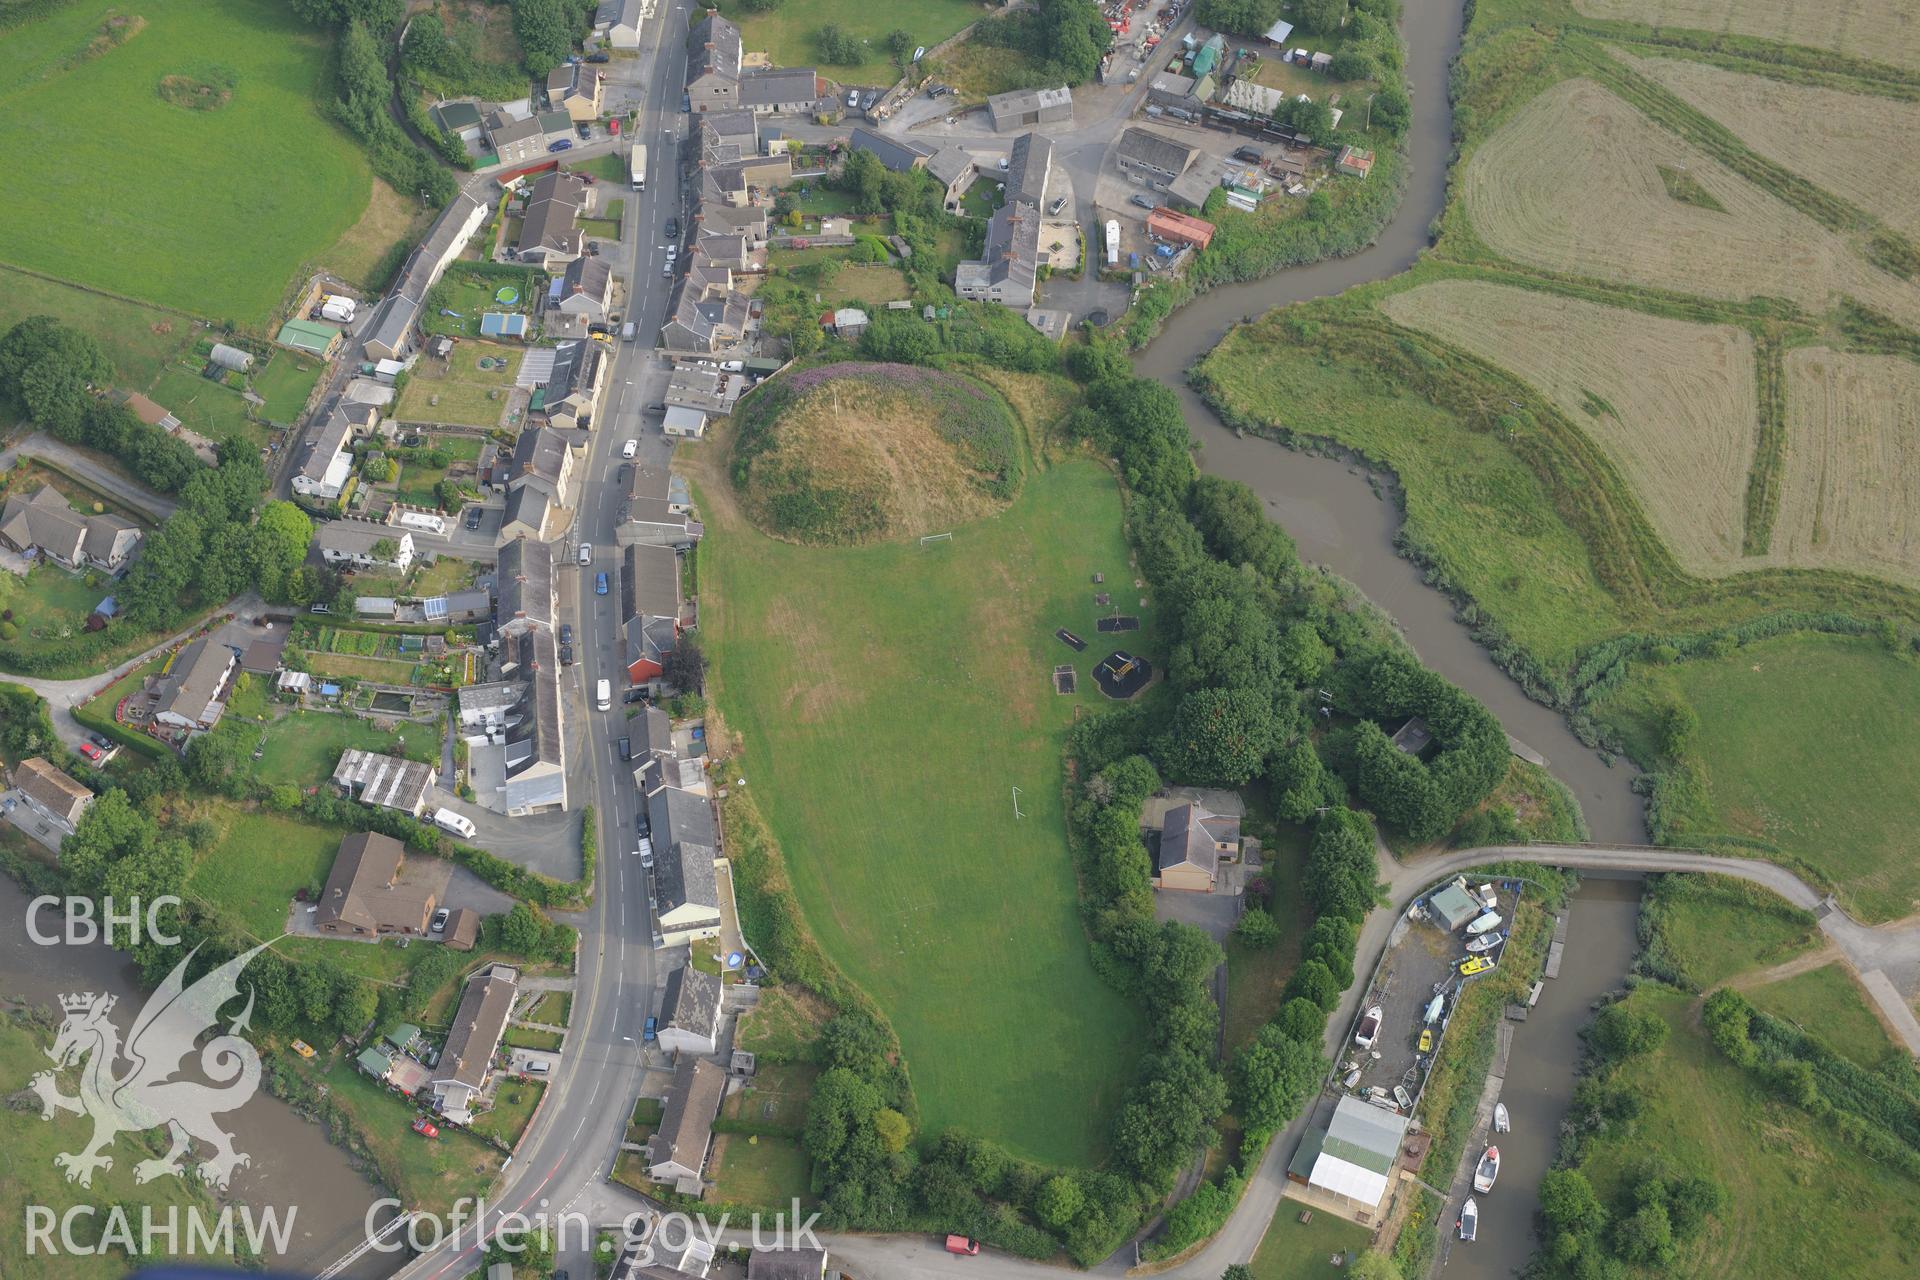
<box><xmin>188</xmin><ymin>807</ymin><xmax>343</xmax><ymax>939</ymax></box>
<box><xmin>1617</xmin><ymin>49</ymin><xmax>1920</xmax><ymax>241</ymax></box>
<box><xmin>1772</xmin><ymin>348</ymin><xmax>1920</xmax><ymax>588</ymax></box>
<box><xmin>1571</xmin><ymin>0</ymin><xmax>1920</xmax><ymax>72</ymax></box>
<box><xmin>0</xmin><ymin>561</ymin><xmax>113</xmax><ymax>649</ymax></box>
<box><xmin>502</xmin><ymin>1025</ymin><xmax>563</xmax><ymax>1052</ymax></box>
<box><xmin>1745</xmin><ymin>961</ymin><xmax>1900</xmax><ymax>1071</ymax></box>
<box><xmin>708</xmin><ymin>1133</ymin><xmax>813</xmax><ymax>1210</ymax></box>
<box><xmin>0</xmin><ymin>265</ymin><xmax>194</xmax><ymax>398</ymax></box>
<box><xmin>702</xmin><ymin>456</ymin><xmax>1151</xmax><ymax>1165</ymax></box>
<box><xmin>147</xmin><ymin>366</ymin><xmax>257</xmax><ymax>444</ymax></box>
<box><xmin>1643</xmin><ymin>873</ymin><xmax>1819</xmax><ymax>988</ymax></box>
<box><xmin>394</xmin><ymin>342</ymin><xmax>522</xmax><ymax>427</ymax></box>
<box><xmin>717</xmin><ymin>0</ymin><xmax>978</xmax><ymax>88</ymax></box>
<box><xmin>1595</xmin><ymin>632</ymin><xmax>1920</xmax><ymax>921</ymax></box>
<box><xmin>1381</xmin><ymin>280</ymin><xmax>1760</xmax><ymax>574</ymax></box>
<box><xmin>1460</xmin><ymin>78</ymin><xmax>1920</xmax><ymax>329</ymax></box>
<box><xmin>1247</xmin><ymin>1206</ymin><xmax>1374</xmax><ymax>1280</ymax></box>
<box><xmin>256</xmin><ymin>353</ymin><xmax>327</xmax><ymax>426</ymax></box>
<box><xmin>249</xmin><ymin>709</ymin><xmax>430</xmax><ymax>787</ymax></box>
<box><xmin>0</xmin><ymin>0</ymin><xmax>371</xmax><ymax>325</ymax></box>
<box><xmin>1570</xmin><ymin>984</ymin><xmax>1920</xmax><ymax>1278</ymax></box>
<box><xmin>822</xmin><ymin>263</ymin><xmax>912</xmax><ymax>308</ymax></box>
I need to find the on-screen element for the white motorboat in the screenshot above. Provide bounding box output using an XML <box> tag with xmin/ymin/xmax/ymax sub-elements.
<box><xmin>1466</xmin><ymin>931</ymin><xmax>1506</xmax><ymax>954</ymax></box>
<box><xmin>1466</xmin><ymin>911</ymin><xmax>1504</xmax><ymax>936</ymax></box>
<box><xmin>1458</xmin><ymin>1198</ymin><xmax>1478</xmax><ymax>1242</ymax></box>
<box><xmin>1424</xmin><ymin>992</ymin><xmax>1446</xmax><ymax>1024</ymax></box>
<box><xmin>1474</xmin><ymin>1146</ymin><xmax>1501</xmax><ymax>1194</ymax></box>
<box><xmin>1354</xmin><ymin>1004</ymin><xmax>1383</xmax><ymax>1050</ymax></box>
<box><xmin>1494</xmin><ymin>1102</ymin><xmax>1511</xmax><ymax>1133</ymax></box>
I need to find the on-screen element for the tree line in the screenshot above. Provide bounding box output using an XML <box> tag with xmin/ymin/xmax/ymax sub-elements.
<box><xmin>971</xmin><ymin>0</ymin><xmax>1114</xmax><ymax>87</ymax></box>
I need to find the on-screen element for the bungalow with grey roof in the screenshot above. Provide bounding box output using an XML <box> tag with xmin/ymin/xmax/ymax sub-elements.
<box><xmin>0</xmin><ymin>486</ymin><xmax>142</xmax><ymax>572</ymax></box>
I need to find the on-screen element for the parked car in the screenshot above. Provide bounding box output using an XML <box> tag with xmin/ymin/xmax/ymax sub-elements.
<box><xmin>624</xmin><ymin>687</ymin><xmax>648</xmax><ymax>705</ymax></box>
<box><xmin>664</xmin><ymin>217</ymin><xmax>679</xmax><ymax>239</ymax></box>
<box><xmin>579</xmin><ymin>542</ymin><xmax>593</xmax><ymax>565</ymax></box>
<box><xmin>1048</xmin><ymin>195</ymin><xmax>1068</xmax><ymax>215</ymax></box>
<box><xmin>945</xmin><ymin>1236</ymin><xmax>981</xmax><ymax>1256</ymax></box>
<box><xmin>78</xmin><ymin>742</ymin><xmax>104</xmax><ymax>762</ymax></box>
<box><xmin>411</xmin><ymin>1117</ymin><xmax>440</xmax><ymax>1139</ymax></box>
<box><xmin>681</xmin><ymin>92</ymin><xmax>691</xmax><ymax>112</ymax></box>
<box><xmin>431</xmin><ymin>908</ymin><xmax>450</xmax><ymax>933</ymax></box>
<box><xmin>559</xmin><ymin>622</ymin><xmax>575</xmax><ymax>645</ymax></box>
<box><xmin>586</xmin><ymin>51</ymin><xmax>609</xmax><ymax>63</ymax></box>
<box><xmin>1232</xmin><ymin>145</ymin><xmax>1264</xmax><ymax>163</ymax></box>
<box><xmin>464</xmin><ymin>507</ymin><xmax>482</xmax><ymax>530</ymax></box>
<box><xmin>548</xmin><ymin>139</ymin><xmax>573</xmax><ymax>152</ymax></box>
<box><xmin>622</xmin><ymin>438</ymin><xmax>638</xmax><ymax>459</ymax></box>
<box><xmin>576</xmin><ymin>123</ymin><xmax>591</xmax><ymax>140</ymax></box>
<box><xmin>290</xmin><ymin>1039</ymin><xmax>316</xmax><ymax>1059</ymax></box>
<box><xmin>89</xmin><ymin>733</ymin><xmax>113</xmax><ymax>750</ymax></box>
<box><xmin>638</xmin><ymin>838</ymin><xmax>653</xmax><ymax>868</ymax></box>
<box><xmin>643</xmin><ymin>1015</ymin><xmax>658</xmax><ymax>1042</ymax></box>
<box><xmin>595</xmin><ymin>572</ymin><xmax>609</xmax><ymax>595</ymax></box>
<box><xmin>618</xmin><ymin>737</ymin><xmax>631</xmax><ymax>761</ymax></box>
<box><xmin>617</xmin><ymin>462</ymin><xmax>632</xmax><ymax>483</ymax></box>
<box><xmin>1130</xmin><ymin>193</ymin><xmax>1156</xmax><ymax>209</ymax></box>
<box><xmin>560</xmin><ymin>643</ymin><xmax>575</xmax><ymax>665</ymax></box>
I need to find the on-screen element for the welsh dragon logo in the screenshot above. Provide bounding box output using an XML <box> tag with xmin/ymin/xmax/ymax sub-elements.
<box><xmin>28</xmin><ymin>941</ymin><xmax>271</xmax><ymax>1190</ymax></box>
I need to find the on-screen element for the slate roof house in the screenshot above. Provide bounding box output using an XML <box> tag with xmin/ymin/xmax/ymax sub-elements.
<box><xmin>433</xmin><ymin>964</ymin><xmax>519</xmax><ymax>1121</ymax></box>
<box><xmin>536</xmin><ymin>341</ymin><xmax>607</xmax><ymax>431</ymax></box>
<box><xmin>315</xmin><ymin>523</ymin><xmax>415</xmax><ymax>573</ymax></box>
<box><xmin>496</xmin><ymin>628</ymin><xmax>568</xmax><ymax>814</ymax></box>
<box><xmin>657</xmin><ymin>963</ymin><xmax>724</xmax><ymax>1056</ymax></box>
<box><xmin>661</xmin><ymin>263</ymin><xmax>751</xmax><ymax>354</ymax></box>
<box><xmin>686</xmin><ymin>12</ymin><xmax>743</xmax><ymax>111</ymax></box>
<box><xmin>849</xmin><ymin>127</ymin><xmax>927</xmax><ymax>174</ymax></box>
<box><xmin>925</xmin><ymin>145</ymin><xmax>978</xmax><ymax>209</ymax></box>
<box><xmin>955</xmin><ymin>200</ymin><xmax>1040</xmax><ymax>308</ymax></box>
<box><xmin>486</xmin><ymin>110</ymin><xmax>548</xmax><ymax>168</ymax></box>
<box><xmin>545</xmin><ymin>62</ymin><xmax>604</xmax><ymax>122</ymax></box>
<box><xmin>647</xmin><ymin>1057</ymin><xmax>725</xmax><ymax>1186</ymax></box>
<box><xmin>737</xmin><ymin>67</ymin><xmax>819</xmax><ymax>116</ymax></box>
<box><xmin>498</xmin><ymin>536</ymin><xmax>556</xmax><ymax>634</ymax></box>
<box><xmin>1153</xmin><ymin>801</ymin><xmax>1240</xmax><ymax>892</ymax></box>
<box><xmin>595</xmin><ymin>0</ymin><xmax>644</xmax><ymax>48</ymax></box>
<box><xmin>647</xmin><ymin>782</ymin><xmax>722</xmax><ymax>946</ymax></box>
<box><xmin>315</xmin><ymin>832</ymin><xmax>439</xmax><ymax>937</ymax></box>
<box><xmin>516</xmin><ymin>172</ymin><xmax>589</xmax><ymax>265</ymax></box>
<box><xmin>1003</xmin><ymin>131</ymin><xmax>1054</xmax><ymax>210</ymax></box>
<box><xmin>507</xmin><ymin>426</ymin><xmax>578</xmax><ymax>508</ymax></box>
<box><xmin>0</xmin><ymin>486</ymin><xmax>142</xmax><ymax>572</ymax></box>
<box><xmin>552</xmin><ymin>255</ymin><xmax>615</xmax><ymax>322</ymax></box>
<box><xmin>13</xmin><ymin>756</ymin><xmax>93</xmax><ymax>828</ymax></box>
<box><xmin>623</xmin><ymin>542</ymin><xmax>683</xmax><ymax>685</ymax></box>
<box><xmin>625</xmin><ymin>463</ymin><xmax>703</xmax><ymax>548</ymax></box>
<box><xmin>745</xmin><ymin>1248</ymin><xmax>831</xmax><ymax>1280</ymax></box>
<box><xmin>292</xmin><ymin>409</ymin><xmax>355</xmax><ymax>501</ymax></box>
<box><xmin>151</xmin><ymin>638</ymin><xmax>237</xmax><ymax>732</ymax></box>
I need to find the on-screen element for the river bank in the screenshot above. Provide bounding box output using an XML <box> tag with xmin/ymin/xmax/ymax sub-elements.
<box><xmin>1129</xmin><ymin>0</ymin><xmax>1646</xmax><ymax>844</ymax></box>
<box><xmin>0</xmin><ymin>874</ymin><xmax>398</xmax><ymax>1277</ymax></box>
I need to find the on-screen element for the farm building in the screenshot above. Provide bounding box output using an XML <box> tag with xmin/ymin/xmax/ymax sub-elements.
<box><xmin>1288</xmin><ymin>1095</ymin><xmax>1409</xmax><ymax>1220</ymax></box>
<box><xmin>480</xmin><ymin>312</ymin><xmax>530</xmax><ymax>340</ymax></box>
<box><xmin>118</xmin><ymin>391</ymin><xmax>180</xmax><ymax>431</ymax></box>
<box><xmin>1116</xmin><ymin>127</ymin><xmax>1200</xmax><ymax>191</ymax></box>
<box><xmin>1263</xmin><ymin>19</ymin><xmax>1294</xmax><ymax>45</ymax></box>
<box><xmin>1147</xmin><ymin>207</ymin><xmax>1216</xmax><ymax>250</ymax></box>
<box><xmin>208</xmin><ymin>343</ymin><xmax>253</xmax><ymax>373</ymax></box>
<box><xmin>1336</xmin><ymin>145</ymin><xmax>1376</xmax><ymax>178</ymax></box>
<box><xmin>332</xmin><ymin>749</ymin><xmax>434</xmax><ymax>816</ymax></box>
<box><xmin>987</xmin><ymin>85</ymin><xmax>1072</xmax><ymax>132</ymax></box>
<box><xmin>1004</xmin><ymin>132</ymin><xmax>1054</xmax><ymax>210</ymax></box>
<box><xmin>276</xmin><ymin>318</ymin><xmax>342</xmax><ymax>359</ymax></box>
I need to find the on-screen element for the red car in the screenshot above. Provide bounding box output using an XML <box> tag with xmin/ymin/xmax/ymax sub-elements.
<box><xmin>411</xmin><ymin>1117</ymin><xmax>440</xmax><ymax>1139</ymax></box>
<box><xmin>78</xmin><ymin>742</ymin><xmax>104</xmax><ymax>762</ymax></box>
<box><xmin>944</xmin><ymin>1236</ymin><xmax>980</xmax><ymax>1256</ymax></box>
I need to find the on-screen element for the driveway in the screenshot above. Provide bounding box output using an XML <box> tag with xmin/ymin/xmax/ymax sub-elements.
<box><xmin>0</xmin><ymin>432</ymin><xmax>178</xmax><ymax>522</ymax></box>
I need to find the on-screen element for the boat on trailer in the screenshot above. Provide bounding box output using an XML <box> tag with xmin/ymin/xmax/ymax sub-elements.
<box><xmin>1474</xmin><ymin>1146</ymin><xmax>1501</xmax><ymax>1194</ymax></box>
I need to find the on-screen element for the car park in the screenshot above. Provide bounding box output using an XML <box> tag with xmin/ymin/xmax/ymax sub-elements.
<box><xmin>622</xmin><ymin>438</ymin><xmax>638</xmax><ymax>458</ymax></box>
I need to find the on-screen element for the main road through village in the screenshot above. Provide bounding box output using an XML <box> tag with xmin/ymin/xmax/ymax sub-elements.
<box><xmin>365</xmin><ymin>0</ymin><xmax>1920</xmax><ymax>1277</ymax></box>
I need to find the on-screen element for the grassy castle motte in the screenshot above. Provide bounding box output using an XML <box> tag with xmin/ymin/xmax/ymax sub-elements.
<box><xmin>728</xmin><ymin>361</ymin><xmax>1022</xmax><ymax>545</ymax></box>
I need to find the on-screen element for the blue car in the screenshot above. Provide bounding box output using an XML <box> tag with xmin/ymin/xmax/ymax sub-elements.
<box><xmin>643</xmin><ymin>1015</ymin><xmax>658</xmax><ymax>1042</ymax></box>
<box><xmin>595</xmin><ymin>571</ymin><xmax>609</xmax><ymax>595</ymax></box>
<box><xmin>548</xmin><ymin>138</ymin><xmax>573</xmax><ymax>153</ymax></box>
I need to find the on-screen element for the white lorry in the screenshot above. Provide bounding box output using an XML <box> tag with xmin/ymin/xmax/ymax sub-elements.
<box><xmin>630</xmin><ymin>142</ymin><xmax>647</xmax><ymax>191</ymax></box>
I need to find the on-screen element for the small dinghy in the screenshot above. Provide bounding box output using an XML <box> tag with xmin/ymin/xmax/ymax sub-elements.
<box><xmin>1466</xmin><ymin>912</ymin><xmax>1504</xmax><ymax>936</ymax></box>
<box><xmin>1466</xmin><ymin>931</ymin><xmax>1506</xmax><ymax>954</ymax></box>
<box><xmin>1494</xmin><ymin>1102</ymin><xmax>1511</xmax><ymax>1133</ymax></box>
<box><xmin>1474</xmin><ymin>1146</ymin><xmax>1501</xmax><ymax>1194</ymax></box>
<box><xmin>1343</xmin><ymin>1067</ymin><xmax>1362</xmax><ymax>1089</ymax></box>
<box><xmin>1423</xmin><ymin>992</ymin><xmax>1445</xmax><ymax>1024</ymax></box>
<box><xmin>1458</xmin><ymin>1198</ymin><xmax>1479</xmax><ymax>1242</ymax></box>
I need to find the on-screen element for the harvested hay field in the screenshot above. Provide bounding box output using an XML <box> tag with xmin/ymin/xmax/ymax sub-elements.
<box><xmin>729</xmin><ymin>361</ymin><xmax>1021</xmax><ymax>545</ymax></box>
<box><xmin>1382</xmin><ymin>280</ymin><xmax>1759</xmax><ymax>572</ymax></box>
<box><xmin>1461</xmin><ymin>79</ymin><xmax>1920</xmax><ymax>328</ymax></box>
<box><xmin>1770</xmin><ymin>348</ymin><xmax>1920</xmax><ymax>587</ymax></box>
<box><xmin>1617</xmin><ymin>50</ymin><xmax>1920</xmax><ymax>240</ymax></box>
<box><xmin>1571</xmin><ymin>0</ymin><xmax>1920</xmax><ymax>72</ymax></box>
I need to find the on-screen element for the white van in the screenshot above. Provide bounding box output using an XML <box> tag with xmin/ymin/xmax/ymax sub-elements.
<box><xmin>622</xmin><ymin>321</ymin><xmax>636</xmax><ymax>341</ymax></box>
<box><xmin>527</xmin><ymin>1058</ymin><xmax>552</xmax><ymax>1075</ymax></box>
<box><xmin>431</xmin><ymin>808</ymin><xmax>476</xmax><ymax>839</ymax></box>
<box><xmin>596</xmin><ymin>678</ymin><xmax>611</xmax><ymax>711</ymax></box>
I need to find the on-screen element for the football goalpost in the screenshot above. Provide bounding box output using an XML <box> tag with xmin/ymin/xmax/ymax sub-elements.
<box><xmin>919</xmin><ymin>531</ymin><xmax>953</xmax><ymax>546</ymax></box>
